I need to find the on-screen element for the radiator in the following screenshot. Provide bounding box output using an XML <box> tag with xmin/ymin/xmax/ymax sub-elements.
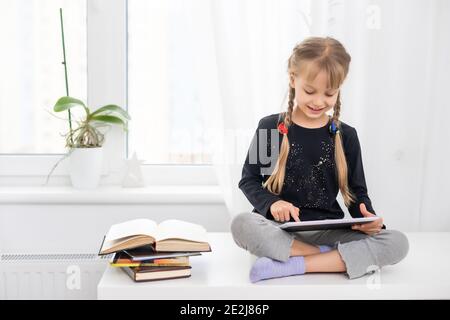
<box><xmin>0</xmin><ymin>253</ymin><xmax>111</xmax><ymax>300</ymax></box>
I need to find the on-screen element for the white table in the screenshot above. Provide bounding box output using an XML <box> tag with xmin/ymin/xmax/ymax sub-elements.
<box><xmin>98</xmin><ymin>232</ymin><xmax>450</xmax><ymax>300</ymax></box>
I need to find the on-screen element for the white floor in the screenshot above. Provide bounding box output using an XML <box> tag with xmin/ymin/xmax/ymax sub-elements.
<box><xmin>98</xmin><ymin>232</ymin><xmax>450</xmax><ymax>300</ymax></box>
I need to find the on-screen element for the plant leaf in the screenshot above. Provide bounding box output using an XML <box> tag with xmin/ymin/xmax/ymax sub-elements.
<box><xmin>54</xmin><ymin>96</ymin><xmax>89</xmax><ymax>115</ymax></box>
<box><xmin>90</xmin><ymin>115</ymin><xmax>126</xmax><ymax>127</ymax></box>
<box><xmin>90</xmin><ymin>105</ymin><xmax>131</xmax><ymax>120</ymax></box>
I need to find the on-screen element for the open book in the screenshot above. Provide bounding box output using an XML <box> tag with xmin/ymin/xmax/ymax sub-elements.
<box><xmin>98</xmin><ymin>219</ymin><xmax>211</xmax><ymax>255</ymax></box>
<box><xmin>279</xmin><ymin>217</ymin><xmax>380</xmax><ymax>232</ymax></box>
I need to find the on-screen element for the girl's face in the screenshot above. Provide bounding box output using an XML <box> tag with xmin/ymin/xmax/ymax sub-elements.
<box><xmin>290</xmin><ymin>69</ymin><xmax>339</xmax><ymax>120</ymax></box>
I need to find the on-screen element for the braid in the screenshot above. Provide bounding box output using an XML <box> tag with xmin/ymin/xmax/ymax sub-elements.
<box><xmin>332</xmin><ymin>92</ymin><xmax>341</xmax><ymax>128</ymax></box>
<box><xmin>332</xmin><ymin>92</ymin><xmax>356</xmax><ymax>206</ymax></box>
<box><xmin>262</xmin><ymin>87</ymin><xmax>294</xmax><ymax>195</ymax></box>
<box><xmin>285</xmin><ymin>87</ymin><xmax>295</xmax><ymax>126</ymax></box>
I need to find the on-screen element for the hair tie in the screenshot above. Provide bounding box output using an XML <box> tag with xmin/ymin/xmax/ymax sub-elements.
<box><xmin>278</xmin><ymin>122</ymin><xmax>288</xmax><ymax>135</ymax></box>
<box><xmin>329</xmin><ymin>120</ymin><xmax>340</xmax><ymax>135</ymax></box>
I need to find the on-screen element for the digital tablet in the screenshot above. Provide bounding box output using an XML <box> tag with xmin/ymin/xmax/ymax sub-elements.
<box><xmin>279</xmin><ymin>217</ymin><xmax>380</xmax><ymax>232</ymax></box>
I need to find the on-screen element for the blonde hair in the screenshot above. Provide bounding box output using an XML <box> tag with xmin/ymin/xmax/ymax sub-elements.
<box><xmin>263</xmin><ymin>36</ymin><xmax>356</xmax><ymax>207</ymax></box>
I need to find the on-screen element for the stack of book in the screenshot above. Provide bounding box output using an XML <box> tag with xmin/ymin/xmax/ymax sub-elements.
<box><xmin>98</xmin><ymin>219</ymin><xmax>211</xmax><ymax>282</ymax></box>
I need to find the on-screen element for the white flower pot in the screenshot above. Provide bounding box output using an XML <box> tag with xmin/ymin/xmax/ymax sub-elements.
<box><xmin>68</xmin><ymin>147</ymin><xmax>103</xmax><ymax>189</ymax></box>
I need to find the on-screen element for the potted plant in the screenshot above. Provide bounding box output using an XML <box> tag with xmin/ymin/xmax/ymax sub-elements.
<box><xmin>51</xmin><ymin>96</ymin><xmax>130</xmax><ymax>189</ymax></box>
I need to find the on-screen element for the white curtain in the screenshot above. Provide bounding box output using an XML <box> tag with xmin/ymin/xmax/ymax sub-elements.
<box><xmin>205</xmin><ymin>0</ymin><xmax>450</xmax><ymax>231</ymax></box>
<box><xmin>306</xmin><ymin>0</ymin><xmax>450</xmax><ymax>231</ymax></box>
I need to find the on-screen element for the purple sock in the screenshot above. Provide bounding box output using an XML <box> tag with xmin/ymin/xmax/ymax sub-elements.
<box><xmin>249</xmin><ymin>256</ymin><xmax>306</xmax><ymax>283</ymax></box>
<box><xmin>319</xmin><ymin>245</ymin><xmax>333</xmax><ymax>253</ymax></box>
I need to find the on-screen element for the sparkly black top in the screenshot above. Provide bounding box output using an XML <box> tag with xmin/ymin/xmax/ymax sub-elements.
<box><xmin>238</xmin><ymin>113</ymin><xmax>377</xmax><ymax>222</ymax></box>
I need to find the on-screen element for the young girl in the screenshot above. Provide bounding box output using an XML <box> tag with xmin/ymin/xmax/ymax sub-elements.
<box><xmin>231</xmin><ymin>36</ymin><xmax>409</xmax><ymax>282</ymax></box>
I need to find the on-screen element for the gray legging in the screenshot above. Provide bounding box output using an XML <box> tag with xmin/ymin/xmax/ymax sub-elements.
<box><xmin>230</xmin><ymin>212</ymin><xmax>409</xmax><ymax>279</ymax></box>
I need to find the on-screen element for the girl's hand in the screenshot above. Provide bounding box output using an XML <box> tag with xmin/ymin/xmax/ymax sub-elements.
<box><xmin>270</xmin><ymin>200</ymin><xmax>300</xmax><ymax>223</ymax></box>
<box><xmin>352</xmin><ymin>203</ymin><xmax>383</xmax><ymax>236</ymax></box>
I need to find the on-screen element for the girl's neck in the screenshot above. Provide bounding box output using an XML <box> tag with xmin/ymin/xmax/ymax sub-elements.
<box><xmin>291</xmin><ymin>106</ymin><xmax>330</xmax><ymax>129</ymax></box>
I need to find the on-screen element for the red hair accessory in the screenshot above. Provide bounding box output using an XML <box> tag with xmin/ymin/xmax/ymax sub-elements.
<box><xmin>277</xmin><ymin>122</ymin><xmax>288</xmax><ymax>135</ymax></box>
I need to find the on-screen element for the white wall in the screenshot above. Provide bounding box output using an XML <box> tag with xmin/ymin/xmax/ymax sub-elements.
<box><xmin>0</xmin><ymin>203</ymin><xmax>229</xmax><ymax>254</ymax></box>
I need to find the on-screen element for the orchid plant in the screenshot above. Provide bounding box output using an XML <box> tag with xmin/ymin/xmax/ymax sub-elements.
<box><xmin>53</xmin><ymin>96</ymin><xmax>130</xmax><ymax>148</ymax></box>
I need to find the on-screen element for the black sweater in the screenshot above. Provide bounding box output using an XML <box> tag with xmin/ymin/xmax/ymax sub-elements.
<box><xmin>238</xmin><ymin>113</ymin><xmax>377</xmax><ymax>222</ymax></box>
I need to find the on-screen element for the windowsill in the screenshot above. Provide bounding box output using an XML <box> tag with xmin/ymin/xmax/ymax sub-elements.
<box><xmin>0</xmin><ymin>185</ymin><xmax>224</xmax><ymax>204</ymax></box>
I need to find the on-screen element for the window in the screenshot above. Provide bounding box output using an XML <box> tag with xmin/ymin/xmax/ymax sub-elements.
<box><xmin>127</xmin><ymin>0</ymin><xmax>214</xmax><ymax>164</ymax></box>
<box><xmin>0</xmin><ymin>0</ymin><xmax>216</xmax><ymax>184</ymax></box>
<box><xmin>0</xmin><ymin>0</ymin><xmax>87</xmax><ymax>154</ymax></box>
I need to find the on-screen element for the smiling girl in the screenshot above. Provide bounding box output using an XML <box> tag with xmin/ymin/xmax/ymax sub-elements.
<box><xmin>231</xmin><ymin>37</ymin><xmax>409</xmax><ymax>282</ymax></box>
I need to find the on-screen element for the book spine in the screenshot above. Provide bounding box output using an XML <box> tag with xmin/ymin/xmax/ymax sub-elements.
<box><xmin>134</xmin><ymin>275</ymin><xmax>191</xmax><ymax>283</ymax></box>
<box><xmin>121</xmin><ymin>267</ymin><xmax>137</xmax><ymax>281</ymax></box>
